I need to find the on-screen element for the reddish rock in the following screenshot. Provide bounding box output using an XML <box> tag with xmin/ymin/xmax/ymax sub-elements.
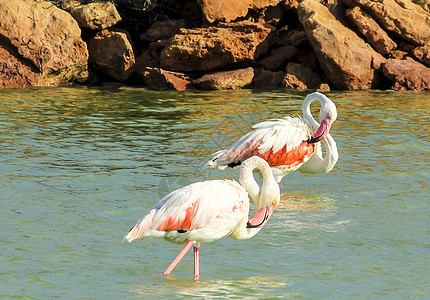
<box><xmin>298</xmin><ymin>0</ymin><xmax>385</xmax><ymax>89</ymax></box>
<box><xmin>197</xmin><ymin>0</ymin><xmax>251</xmax><ymax>22</ymax></box>
<box><xmin>160</xmin><ymin>21</ymin><xmax>274</xmax><ymax>72</ymax></box>
<box><xmin>346</xmin><ymin>6</ymin><xmax>397</xmax><ymax>54</ymax></box>
<box><xmin>412</xmin><ymin>44</ymin><xmax>430</xmax><ymax>67</ymax></box>
<box><xmin>68</xmin><ymin>2</ymin><xmax>121</xmax><ymax>30</ymax></box>
<box><xmin>141</xmin><ymin>67</ymin><xmax>192</xmax><ymax>91</ymax></box>
<box><xmin>0</xmin><ymin>45</ymin><xmax>41</xmax><ymax>88</ymax></box>
<box><xmin>389</xmin><ymin>50</ymin><xmax>408</xmax><ymax>60</ymax></box>
<box><xmin>382</xmin><ymin>57</ymin><xmax>430</xmax><ymax>90</ymax></box>
<box><xmin>284</xmin><ymin>0</ymin><xmax>299</xmax><ymax>10</ymax></box>
<box><xmin>88</xmin><ymin>29</ymin><xmax>135</xmax><ymax>82</ymax></box>
<box><xmin>192</xmin><ymin>67</ymin><xmax>254</xmax><ymax>90</ymax></box>
<box><xmin>258</xmin><ymin>45</ymin><xmax>297</xmax><ymax>71</ymax></box>
<box><xmin>0</xmin><ymin>0</ymin><xmax>88</xmax><ymax>87</ymax></box>
<box><xmin>283</xmin><ymin>63</ymin><xmax>322</xmax><ymax>89</ymax></box>
<box><xmin>251</xmin><ymin>68</ymin><xmax>285</xmax><ymax>89</ymax></box>
<box><xmin>253</xmin><ymin>0</ymin><xmax>284</xmax><ymax>9</ymax></box>
<box><xmin>140</xmin><ymin>19</ymin><xmax>187</xmax><ymax>42</ymax></box>
<box><xmin>341</xmin><ymin>0</ymin><xmax>430</xmax><ymax>46</ymax></box>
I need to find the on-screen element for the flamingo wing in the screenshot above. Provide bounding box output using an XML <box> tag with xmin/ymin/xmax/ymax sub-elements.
<box><xmin>207</xmin><ymin>117</ymin><xmax>315</xmax><ymax>171</ymax></box>
<box><xmin>125</xmin><ymin>180</ymin><xmax>248</xmax><ymax>243</ymax></box>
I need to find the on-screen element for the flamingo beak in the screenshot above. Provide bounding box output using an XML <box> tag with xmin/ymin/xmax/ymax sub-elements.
<box><xmin>246</xmin><ymin>204</ymin><xmax>275</xmax><ymax>228</ymax></box>
<box><xmin>307</xmin><ymin>117</ymin><xmax>332</xmax><ymax>144</ymax></box>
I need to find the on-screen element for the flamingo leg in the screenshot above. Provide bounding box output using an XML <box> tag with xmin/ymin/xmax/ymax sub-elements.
<box><xmin>193</xmin><ymin>246</ymin><xmax>200</xmax><ymax>280</ymax></box>
<box><xmin>163</xmin><ymin>241</ymin><xmax>194</xmax><ymax>275</ymax></box>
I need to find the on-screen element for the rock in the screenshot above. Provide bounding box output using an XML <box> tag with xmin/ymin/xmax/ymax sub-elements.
<box><xmin>140</xmin><ymin>19</ymin><xmax>187</xmax><ymax>42</ymax></box>
<box><xmin>412</xmin><ymin>0</ymin><xmax>430</xmax><ymax>13</ymax></box>
<box><xmin>88</xmin><ymin>29</ymin><xmax>135</xmax><ymax>82</ymax></box>
<box><xmin>140</xmin><ymin>67</ymin><xmax>192</xmax><ymax>91</ymax></box>
<box><xmin>135</xmin><ymin>50</ymin><xmax>158</xmax><ymax>73</ymax></box>
<box><xmin>251</xmin><ymin>68</ymin><xmax>285</xmax><ymax>89</ymax></box>
<box><xmin>317</xmin><ymin>83</ymin><xmax>331</xmax><ymax>91</ymax></box>
<box><xmin>389</xmin><ymin>50</ymin><xmax>408</xmax><ymax>60</ymax></box>
<box><xmin>0</xmin><ymin>44</ymin><xmax>41</xmax><ymax>88</ymax></box>
<box><xmin>68</xmin><ymin>2</ymin><xmax>122</xmax><ymax>30</ymax></box>
<box><xmin>192</xmin><ymin>67</ymin><xmax>254</xmax><ymax>90</ymax></box>
<box><xmin>258</xmin><ymin>45</ymin><xmax>297</xmax><ymax>71</ymax></box>
<box><xmin>284</xmin><ymin>0</ymin><xmax>299</xmax><ymax>10</ymax></box>
<box><xmin>196</xmin><ymin>0</ymin><xmax>252</xmax><ymax>22</ymax></box>
<box><xmin>259</xmin><ymin>3</ymin><xmax>285</xmax><ymax>26</ymax></box>
<box><xmin>252</xmin><ymin>0</ymin><xmax>284</xmax><ymax>9</ymax></box>
<box><xmin>160</xmin><ymin>21</ymin><xmax>274</xmax><ymax>72</ymax></box>
<box><xmin>0</xmin><ymin>0</ymin><xmax>88</xmax><ymax>88</ymax></box>
<box><xmin>382</xmin><ymin>57</ymin><xmax>430</xmax><ymax>90</ymax></box>
<box><xmin>412</xmin><ymin>44</ymin><xmax>430</xmax><ymax>67</ymax></box>
<box><xmin>283</xmin><ymin>63</ymin><xmax>322</xmax><ymax>89</ymax></box>
<box><xmin>341</xmin><ymin>0</ymin><xmax>430</xmax><ymax>46</ymax></box>
<box><xmin>346</xmin><ymin>6</ymin><xmax>397</xmax><ymax>54</ymax></box>
<box><xmin>298</xmin><ymin>0</ymin><xmax>385</xmax><ymax>89</ymax></box>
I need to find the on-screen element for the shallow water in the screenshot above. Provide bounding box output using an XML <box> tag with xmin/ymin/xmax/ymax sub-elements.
<box><xmin>0</xmin><ymin>87</ymin><xmax>429</xmax><ymax>298</ymax></box>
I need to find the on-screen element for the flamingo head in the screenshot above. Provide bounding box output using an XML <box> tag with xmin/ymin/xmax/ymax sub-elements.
<box><xmin>308</xmin><ymin>94</ymin><xmax>337</xmax><ymax>144</ymax></box>
<box><xmin>246</xmin><ymin>166</ymin><xmax>280</xmax><ymax>228</ymax></box>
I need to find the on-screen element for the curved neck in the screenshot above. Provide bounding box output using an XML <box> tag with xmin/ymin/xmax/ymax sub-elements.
<box><xmin>231</xmin><ymin>157</ymin><xmax>278</xmax><ymax>240</ymax></box>
<box><xmin>302</xmin><ymin>94</ymin><xmax>320</xmax><ymax>130</ymax></box>
<box><xmin>239</xmin><ymin>157</ymin><xmax>274</xmax><ymax>207</ymax></box>
<box><xmin>299</xmin><ymin>133</ymin><xmax>338</xmax><ymax>174</ymax></box>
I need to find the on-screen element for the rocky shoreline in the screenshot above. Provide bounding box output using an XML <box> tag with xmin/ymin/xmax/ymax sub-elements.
<box><xmin>1</xmin><ymin>0</ymin><xmax>430</xmax><ymax>91</ymax></box>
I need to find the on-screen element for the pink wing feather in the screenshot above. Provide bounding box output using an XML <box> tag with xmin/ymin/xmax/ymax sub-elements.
<box><xmin>125</xmin><ymin>180</ymin><xmax>247</xmax><ymax>242</ymax></box>
<box><xmin>207</xmin><ymin>116</ymin><xmax>315</xmax><ymax>171</ymax></box>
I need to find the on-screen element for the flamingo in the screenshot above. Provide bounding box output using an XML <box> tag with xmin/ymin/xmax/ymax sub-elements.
<box><xmin>206</xmin><ymin>92</ymin><xmax>338</xmax><ymax>183</ymax></box>
<box><xmin>124</xmin><ymin>156</ymin><xmax>280</xmax><ymax>280</ymax></box>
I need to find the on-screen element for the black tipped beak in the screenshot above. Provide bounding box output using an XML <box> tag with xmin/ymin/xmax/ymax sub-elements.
<box><xmin>307</xmin><ymin>131</ymin><xmax>324</xmax><ymax>144</ymax></box>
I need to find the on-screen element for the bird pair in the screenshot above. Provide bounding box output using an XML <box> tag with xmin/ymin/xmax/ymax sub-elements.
<box><xmin>124</xmin><ymin>92</ymin><xmax>338</xmax><ymax>280</ymax></box>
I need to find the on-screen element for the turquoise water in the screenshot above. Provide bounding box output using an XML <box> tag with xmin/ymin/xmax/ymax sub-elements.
<box><xmin>0</xmin><ymin>87</ymin><xmax>429</xmax><ymax>298</ymax></box>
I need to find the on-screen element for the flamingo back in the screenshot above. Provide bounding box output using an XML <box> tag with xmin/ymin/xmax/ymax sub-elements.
<box><xmin>125</xmin><ymin>180</ymin><xmax>249</xmax><ymax>244</ymax></box>
<box><xmin>207</xmin><ymin>117</ymin><xmax>315</xmax><ymax>171</ymax></box>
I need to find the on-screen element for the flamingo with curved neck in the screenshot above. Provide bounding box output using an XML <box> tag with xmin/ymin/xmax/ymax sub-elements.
<box><xmin>125</xmin><ymin>156</ymin><xmax>280</xmax><ymax>280</ymax></box>
<box><xmin>207</xmin><ymin>92</ymin><xmax>339</xmax><ymax>183</ymax></box>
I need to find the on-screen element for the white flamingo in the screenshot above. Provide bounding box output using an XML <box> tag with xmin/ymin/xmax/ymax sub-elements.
<box><xmin>206</xmin><ymin>92</ymin><xmax>338</xmax><ymax>183</ymax></box>
<box><xmin>125</xmin><ymin>156</ymin><xmax>280</xmax><ymax>280</ymax></box>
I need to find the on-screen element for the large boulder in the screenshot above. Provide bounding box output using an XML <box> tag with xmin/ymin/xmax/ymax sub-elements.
<box><xmin>0</xmin><ymin>0</ymin><xmax>88</xmax><ymax>87</ymax></box>
<box><xmin>140</xmin><ymin>19</ymin><xmax>187</xmax><ymax>42</ymax></box>
<box><xmin>412</xmin><ymin>44</ymin><xmax>430</xmax><ymax>67</ymax></box>
<box><xmin>88</xmin><ymin>29</ymin><xmax>135</xmax><ymax>82</ymax></box>
<box><xmin>140</xmin><ymin>67</ymin><xmax>192</xmax><ymax>91</ymax></box>
<box><xmin>346</xmin><ymin>6</ymin><xmax>397</xmax><ymax>54</ymax></box>
<box><xmin>67</xmin><ymin>1</ymin><xmax>122</xmax><ymax>30</ymax></box>
<box><xmin>283</xmin><ymin>63</ymin><xmax>323</xmax><ymax>89</ymax></box>
<box><xmin>382</xmin><ymin>57</ymin><xmax>430</xmax><ymax>90</ymax></box>
<box><xmin>258</xmin><ymin>45</ymin><xmax>297</xmax><ymax>71</ymax></box>
<box><xmin>298</xmin><ymin>0</ymin><xmax>385</xmax><ymax>89</ymax></box>
<box><xmin>160</xmin><ymin>21</ymin><xmax>274</xmax><ymax>72</ymax></box>
<box><xmin>341</xmin><ymin>0</ymin><xmax>430</xmax><ymax>46</ymax></box>
<box><xmin>197</xmin><ymin>0</ymin><xmax>251</xmax><ymax>22</ymax></box>
<box><xmin>192</xmin><ymin>67</ymin><xmax>254</xmax><ymax>89</ymax></box>
<box><xmin>251</xmin><ymin>68</ymin><xmax>285</xmax><ymax>89</ymax></box>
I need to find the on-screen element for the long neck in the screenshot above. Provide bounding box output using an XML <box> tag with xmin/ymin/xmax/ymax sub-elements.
<box><xmin>299</xmin><ymin>93</ymin><xmax>338</xmax><ymax>174</ymax></box>
<box><xmin>302</xmin><ymin>94</ymin><xmax>320</xmax><ymax>131</ymax></box>
<box><xmin>231</xmin><ymin>157</ymin><xmax>276</xmax><ymax>240</ymax></box>
<box><xmin>298</xmin><ymin>133</ymin><xmax>338</xmax><ymax>174</ymax></box>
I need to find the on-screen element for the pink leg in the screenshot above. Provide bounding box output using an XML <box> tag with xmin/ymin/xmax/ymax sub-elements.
<box><xmin>163</xmin><ymin>241</ymin><xmax>194</xmax><ymax>275</ymax></box>
<box><xmin>193</xmin><ymin>246</ymin><xmax>200</xmax><ymax>280</ymax></box>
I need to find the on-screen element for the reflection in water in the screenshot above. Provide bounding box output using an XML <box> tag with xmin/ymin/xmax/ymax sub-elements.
<box><xmin>131</xmin><ymin>275</ymin><xmax>291</xmax><ymax>298</ymax></box>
